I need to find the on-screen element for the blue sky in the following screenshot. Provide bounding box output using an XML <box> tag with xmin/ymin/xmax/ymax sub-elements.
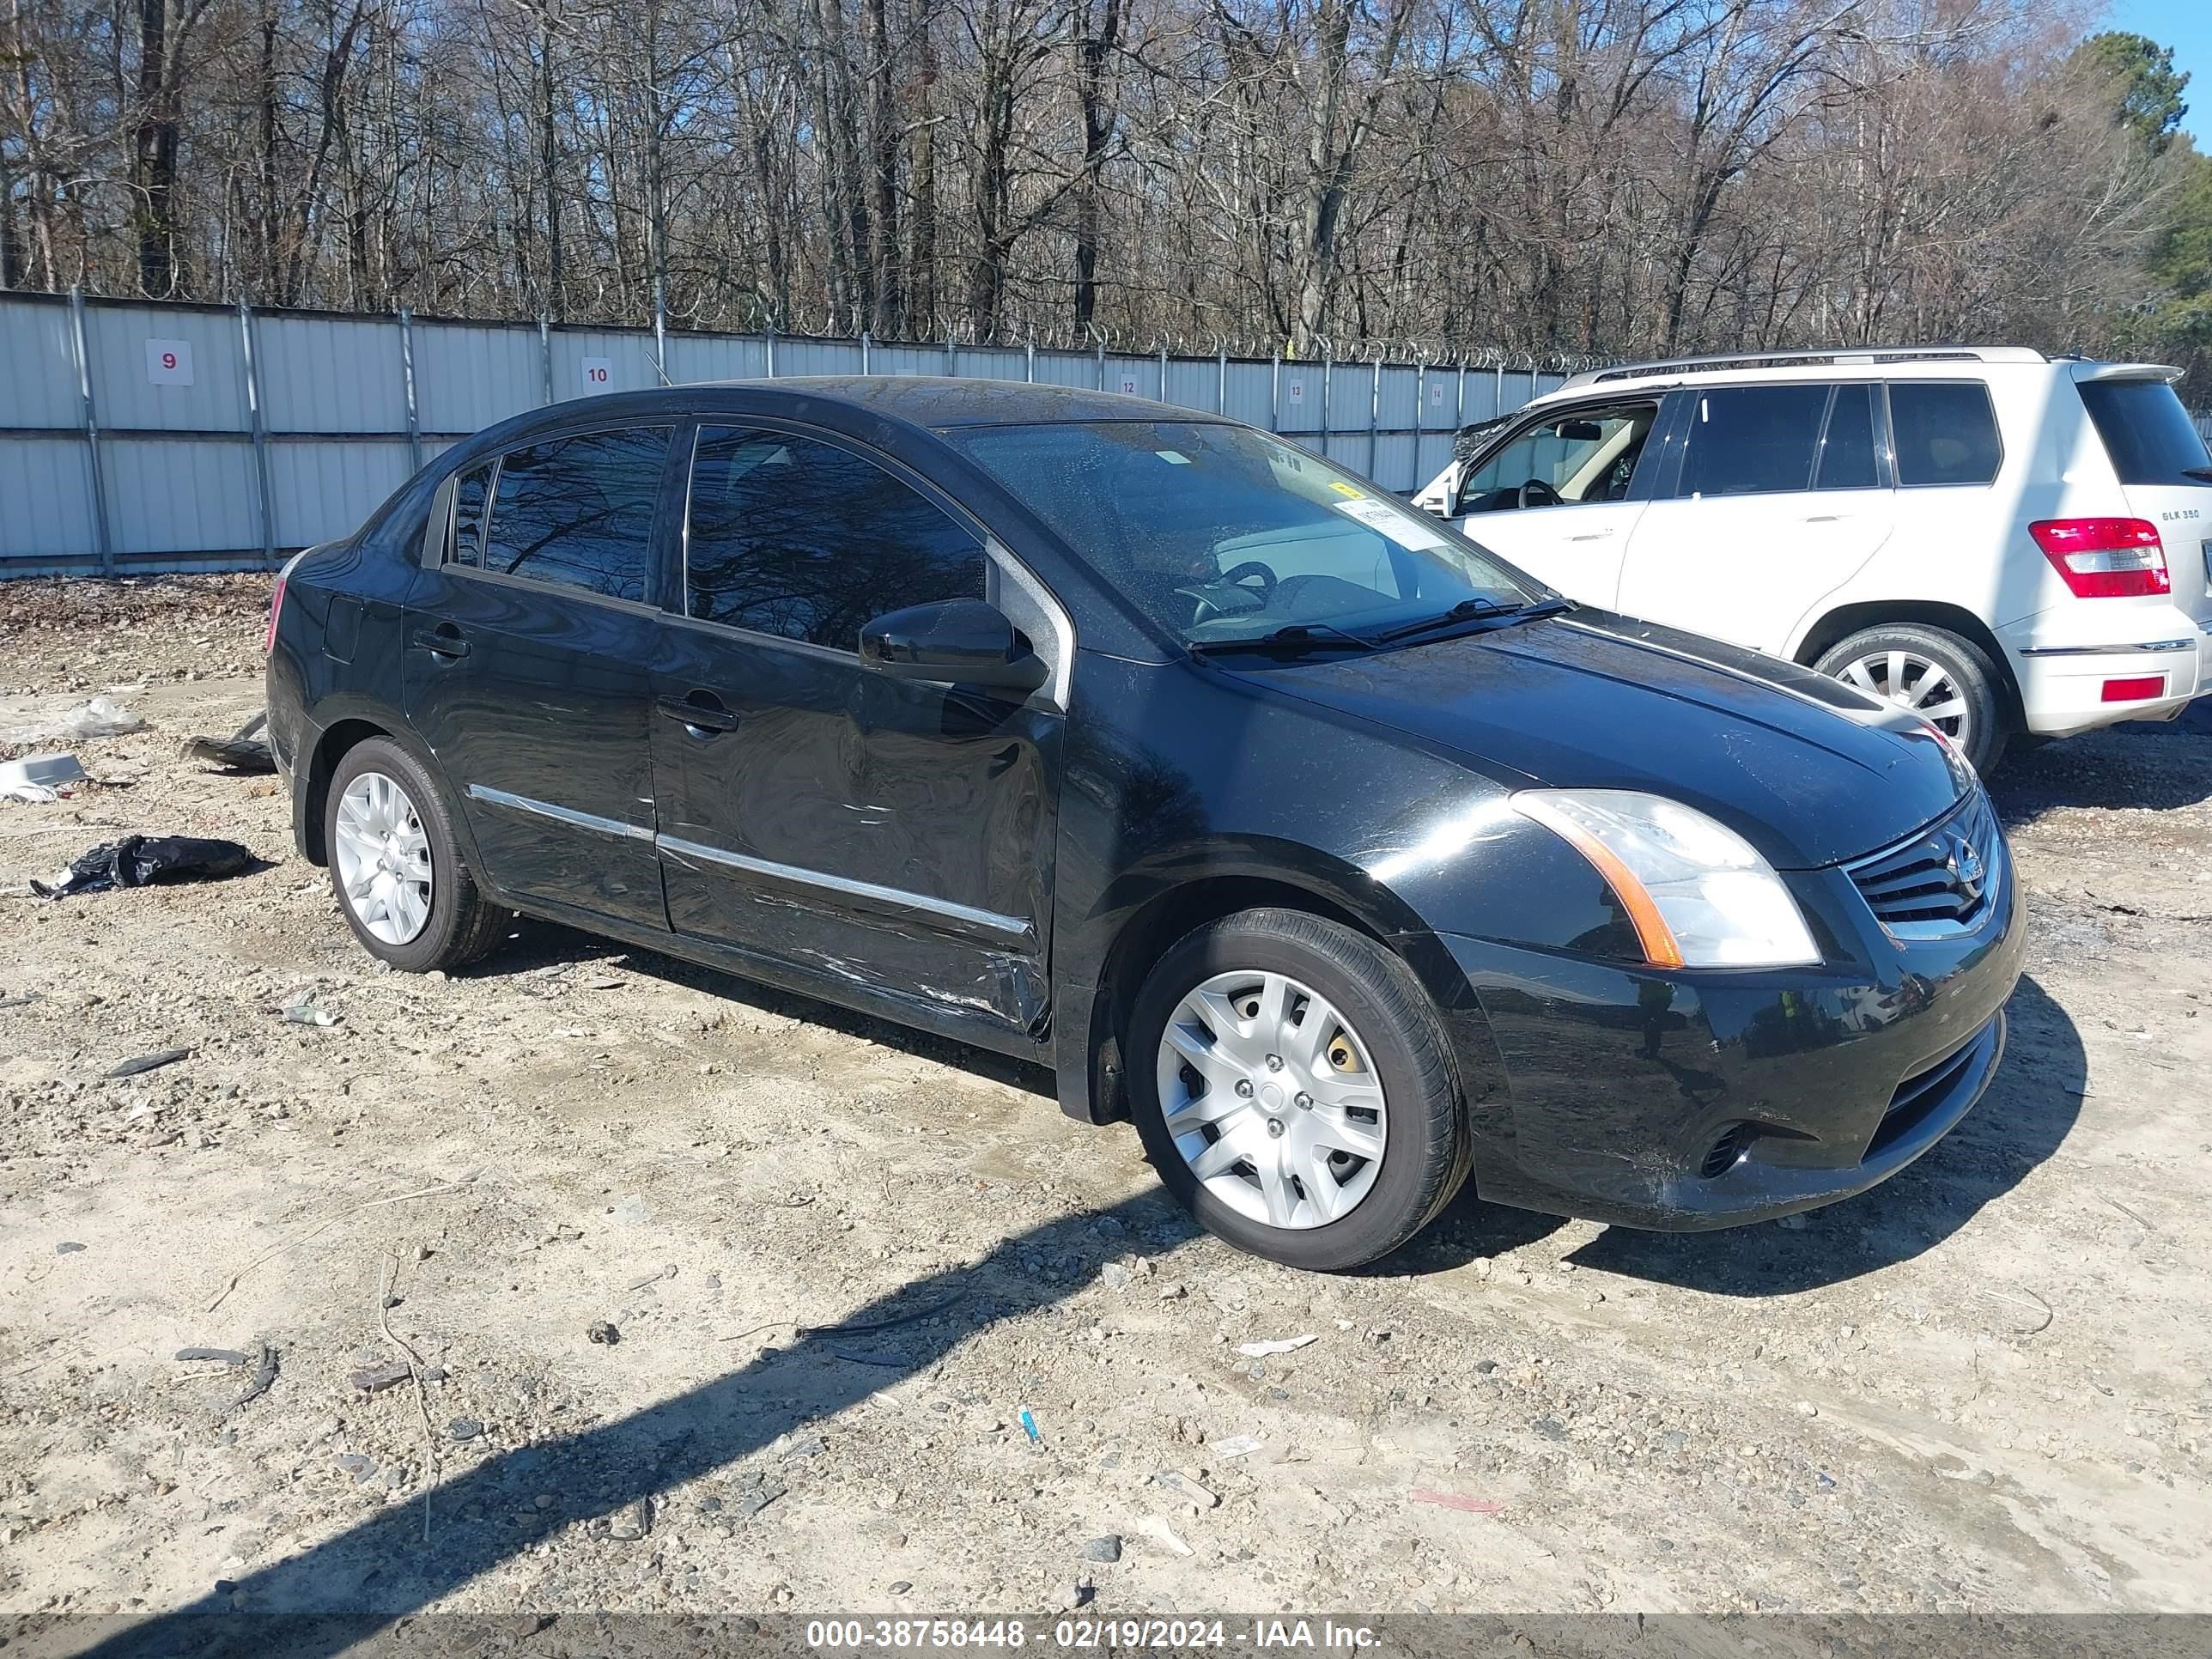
<box><xmin>2112</xmin><ymin>0</ymin><xmax>2211</xmax><ymax>143</ymax></box>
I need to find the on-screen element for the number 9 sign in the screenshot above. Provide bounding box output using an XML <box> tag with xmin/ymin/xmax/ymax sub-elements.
<box><xmin>145</xmin><ymin>339</ymin><xmax>194</xmax><ymax>386</ymax></box>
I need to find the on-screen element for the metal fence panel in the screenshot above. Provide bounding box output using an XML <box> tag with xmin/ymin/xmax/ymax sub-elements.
<box><xmin>1031</xmin><ymin>349</ymin><xmax>1100</xmax><ymax>390</ymax></box>
<box><xmin>1275</xmin><ymin>362</ymin><xmax>1323</xmax><ymax>432</ymax></box>
<box><xmin>411</xmin><ymin>321</ymin><xmax>543</xmax><ymax>434</ymax></box>
<box><xmin>0</xmin><ymin>300</ymin><xmax>83</xmax><ymax>428</ymax></box>
<box><xmin>666</xmin><ymin>331</ymin><xmax>769</xmax><ymax>383</ymax></box>
<box><xmin>84</xmin><ymin>302</ymin><xmax>248</xmax><ymax>433</ymax></box>
<box><xmin>255</xmin><ymin>313</ymin><xmax>407</xmax><ymax>433</ymax></box>
<box><xmin>101</xmin><ymin>437</ymin><xmax>261</xmax><ymax>554</ymax></box>
<box><xmin>0</xmin><ymin>436</ymin><xmax>98</xmax><ymax>561</ymax></box>
<box><xmin>1223</xmin><ymin>362</ymin><xmax>1276</xmax><ymax>428</ymax></box>
<box><xmin>269</xmin><ymin>441</ymin><xmax>416</xmax><ymax>547</ymax></box>
<box><xmin>0</xmin><ymin>292</ymin><xmax>1569</xmax><ymax>574</ymax></box>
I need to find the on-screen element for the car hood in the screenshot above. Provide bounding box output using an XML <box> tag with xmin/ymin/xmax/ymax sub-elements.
<box><xmin>1240</xmin><ymin>608</ymin><xmax>1970</xmax><ymax>869</ymax></box>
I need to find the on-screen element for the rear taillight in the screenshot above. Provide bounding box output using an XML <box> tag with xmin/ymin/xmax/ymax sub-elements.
<box><xmin>264</xmin><ymin>575</ymin><xmax>287</xmax><ymax>653</ymax></box>
<box><xmin>2028</xmin><ymin>518</ymin><xmax>2170</xmax><ymax>598</ymax></box>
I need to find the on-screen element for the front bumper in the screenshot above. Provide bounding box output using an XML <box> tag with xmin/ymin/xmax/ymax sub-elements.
<box><xmin>1437</xmin><ymin>809</ymin><xmax>2026</xmax><ymax>1231</ymax></box>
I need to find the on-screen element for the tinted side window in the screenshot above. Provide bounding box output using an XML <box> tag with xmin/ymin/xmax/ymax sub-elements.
<box><xmin>684</xmin><ymin>427</ymin><xmax>986</xmax><ymax>650</ymax></box>
<box><xmin>1676</xmin><ymin>385</ymin><xmax>1829</xmax><ymax>497</ymax></box>
<box><xmin>1814</xmin><ymin>384</ymin><xmax>1880</xmax><ymax>489</ymax></box>
<box><xmin>1889</xmin><ymin>383</ymin><xmax>2001</xmax><ymax>486</ymax></box>
<box><xmin>450</xmin><ymin>465</ymin><xmax>491</xmax><ymax>567</ymax></box>
<box><xmin>483</xmin><ymin>427</ymin><xmax>672</xmax><ymax>602</ymax></box>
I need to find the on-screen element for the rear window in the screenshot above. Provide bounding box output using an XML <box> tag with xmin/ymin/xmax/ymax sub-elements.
<box><xmin>1889</xmin><ymin>383</ymin><xmax>2002</xmax><ymax>486</ymax></box>
<box><xmin>1676</xmin><ymin>385</ymin><xmax>1831</xmax><ymax>496</ymax></box>
<box><xmin>2077</xmin><ymin>379</ymin><xmax>2212</xmax><ymax>487</ymax></box>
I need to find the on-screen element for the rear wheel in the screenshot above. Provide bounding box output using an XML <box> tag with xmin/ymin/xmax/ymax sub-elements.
<box><xmin>1127</xmin><ymin>908</ymin><xmax>1468</xmax><ymax>1271</ymax></box>
<box><xmin>1814</xmin><ymin>623</ymin><xmax>2009</xmax><ymax>773</ymax></box>
<box><xmin>325</xmin><ymin>737</ymin><xmax>509</xmax><ymax>973</ymax></box>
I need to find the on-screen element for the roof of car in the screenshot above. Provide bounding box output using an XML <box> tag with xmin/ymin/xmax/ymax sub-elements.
<box><xmin>1550</xmin><ymin>346</ymin><xmax>2064</xmax><ymax>398</ymax></box>
<box><xmin>706</xmin><ymin>375</ymin><xmax>1203</xmax><ymax>428</ymax></box>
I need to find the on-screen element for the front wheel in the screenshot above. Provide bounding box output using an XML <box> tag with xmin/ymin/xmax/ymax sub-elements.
<box><xmin>1814</xmin><ymin>623</ymin><xmax>2009</xmax><ymax>774</ymax></box>
<box><xmin>1127</xmin><ymin>908</ymin><xmax>1468</xmax><ymax>1271</ymax></box>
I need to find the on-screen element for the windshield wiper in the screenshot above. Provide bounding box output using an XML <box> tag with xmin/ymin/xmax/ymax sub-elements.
<box><xmin>1188</xmin><ymin>623</ymin><xmax>1376</xmax><ymax>659</ymax></box>
<box><xmin>1372</xmin><ymin>595</ymin><xmax>1574</xmax><ymax>645</ymax></box>
<box><xmin>2183</xmin><ymin>465</ymin><xmax>2212</xmax><ymax>483</ymax></box>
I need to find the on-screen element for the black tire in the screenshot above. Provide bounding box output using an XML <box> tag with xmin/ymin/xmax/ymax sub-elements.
<box><xmin>1126</xmin><ymin>908</ymin><xmax>1468</xmax><ymax>1272</ymax></box>
<box><xmin>1813</xmin><ymin>623</ymin><xmax>2010</xmax><ymax>774</ymax></box>
<box><xmin>324</xmin><ymin>736</ymin><xmax>509</xmax><ymax>973</ymax></box>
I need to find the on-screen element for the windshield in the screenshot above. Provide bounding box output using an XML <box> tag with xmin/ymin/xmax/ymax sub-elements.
<box><xmin>945</xmin><ymin>420</ymin><xmax>1542</xmax><ymax>647</ymax></box>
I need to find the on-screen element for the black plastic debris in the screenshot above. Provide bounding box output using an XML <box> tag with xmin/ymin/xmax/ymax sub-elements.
<box><xmin>182</xmin><ymin>711</ymin><xmax>276</xmax><ymax>774</ymax></box>
<box><xmin>30</xmin><ymin>835</ymin><xmax>252</xmax><ymax>900</ymax></box>
<box><xmin>106</xmin><ymin>1047</ymin><xmax>191</xmax><ymax>1079</ymax></box>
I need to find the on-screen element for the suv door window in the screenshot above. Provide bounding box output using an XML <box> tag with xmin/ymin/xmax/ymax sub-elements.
<box><xmin>483</xmin><ymin>426</ymin><xmax>673</xmax><ymax>602</ymax></box>
<box><xmin>1457</xmin><ymin>402</ymin><xmax>1658</xmax><ymax>514</ymax></box>
<box><xmin>1888</xmin><ymin>383</ymin><xmax>2002</xmax><ymax>486</ymax></box>
<box><xmin>1675</xmin><ymin>385</ymin><xmax>1830</xmax><ymax>497</ymax></box>
<box><xmin>2076</xmin><ymin>378</ymin><xmax>2212</xmax><ymax>486</ymax></box>
<box><xmin>1814</xmin><ymin>384</ymin><xmax>1881</xmax><ymax>489</ymax></box>
<box><xmin>684</xmin><ymin>426</ymin><xmax>986</xmax><ymax>649</ymax></box>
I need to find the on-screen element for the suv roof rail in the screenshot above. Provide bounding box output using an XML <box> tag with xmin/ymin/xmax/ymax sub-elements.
<box><xmin>1557</xmin><ymin>345</ymin><xmax>2050</xmax><ymax>392</ymax></box>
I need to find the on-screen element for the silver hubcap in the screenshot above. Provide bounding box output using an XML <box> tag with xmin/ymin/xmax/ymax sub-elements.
<box><xmin>1838</xmin><ymin>650</ymin><xmax>1971</xmax><ymax>748</ymax></box>
<box><xmin>333</xmin><ymin>771</ymin><xmax>433</xmax><ymax>945</ymax></box>
<box><xmin>1155</xmin><ymin>969</ymin><xmax>1387</xmax><ymax>1230</ymax></box>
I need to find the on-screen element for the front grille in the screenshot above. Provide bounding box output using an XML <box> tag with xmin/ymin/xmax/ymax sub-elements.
<box><xmin>1847</xmin><ymin>790</ymin><xmax>2002</xmax><ymax>935</ymax></box>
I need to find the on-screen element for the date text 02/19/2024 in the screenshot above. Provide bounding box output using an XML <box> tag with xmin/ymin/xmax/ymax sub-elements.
<box><xmin>802</xmin><ymin>1619</ymin><xmax>1380</xmax><ymax>1649</ymax></box>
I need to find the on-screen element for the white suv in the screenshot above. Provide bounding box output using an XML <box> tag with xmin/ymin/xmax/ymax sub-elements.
<box><xmin>1412</xmin><ymin>347</ymin><xmax>2212</xmax><ymax>770</ymax></box>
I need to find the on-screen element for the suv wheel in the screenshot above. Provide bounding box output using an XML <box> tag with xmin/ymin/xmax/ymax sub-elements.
<box><xmin>325</xmin><ymin>737</ymin><xmax>509</xmax><ymax>973</ymax></box>
<box><xmin>1814</xmin><ymin>624</ymin><xmax>2009</xmax><ymax>773</ymax></box>
<box><xmin>1127</xmin><ymin>908</ymin><xmax>1468</xmax><ymax>1271</ymax></box>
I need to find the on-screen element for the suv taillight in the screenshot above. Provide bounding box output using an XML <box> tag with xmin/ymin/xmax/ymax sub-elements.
<box><xmin>2028</xmin><ymin>518</ymin><xmax>2171</xmax><ymax>598</ymax></box>
<box><xmin>264</xmin><ymin>574</ymin><xmax>287</xmax><ymax>653</ymax></box>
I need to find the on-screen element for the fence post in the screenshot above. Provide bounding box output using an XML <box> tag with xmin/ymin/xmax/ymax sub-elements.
<box><xmin>398</xmin><ymin>307</ymin><xmax>422</xmax><ymax>472</ymax></box>
<box><xmin>67</xmin><ymin>286</ymin><xmax>113</xmax><ymax>574</ymax></box>
<box><xmin>1270</xmin><ymin>352</ymin><xmax>1280</xmax><ymax>433</ymax></box>
<box><xmin>652</xmin><ymin>277</ymin><xmax>668</xmax><ymax>384</ymax></box>
<box><xmin>861</xmin><ymin>331</ymin><xmax>872</xmax><ymax>375</ymax></box>
<box><xmin>1096</xmin><ymin>336</ymin><xmax>1106</xmax><ymax>391</ymax></box>
<box><xmin>1158</xmin><ymin>342</ymin><xmax>1169</xmax><ymax>403</ymax></box>
<box><xmin>1368</xmin><ymin>356</ymin><xmax>1381</xmax><ymax>482</ymax></box>
<box><xmin>539</xmin><ymin>318</ymin><xmax>554</xmax><ymax>404</ymax></box>
<box><xmin>1319</xmin><ymin>346</ymin><xmax>1334</xmax><ymax>456</ymax></box>
<box><xmin>765</xmin><ymin>322</ymin><xmax>777</xmax><ymax>379</ymax></box>
<box><xmin>1025</xmin><ymin>338</ymin><xmax>1036</xmax><ymax>383</ymax></box>
<box><xmin>946</xmin><ymin>336</ymin><xmax>958</xmax><ymax>380</ymax></box>
<box><xmin>237</xmin><ymin>301</ymin><xmax>276</xmax><ymax>562</ymax></box>
<box><xmin>1216</xmin><ymin>343</ymin><xmax>1227</xmax><ymax>414</ymax></box>
<box><xmin>1495</xmin><ymin>362</ymin><xmax>1505</xmax><ymax>413</ymax></box>
<box><xmin>1456</xmin><ymin>360</ymin><xmax>1468</xmax><ymax>430</ymax></box>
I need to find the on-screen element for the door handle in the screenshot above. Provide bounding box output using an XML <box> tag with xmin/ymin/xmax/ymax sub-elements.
<box><xmin>1566</xmin><ymin>530</ymin><xmax>1615</xmax><ymax>542</ymax></box>
<box><xmin>1801</xmin><ymin>514</ymin><xmax>1845</xmax><ymax>524</ymax></box>
<box><xmin>658</xmin><ymin>693</ymin><xmax>740</xmax><ymax>735</ymax></box>
<box><xmin>410</xmin><ymin>625</ymin><xmax>469</xmax><ymax>659</ymax></box>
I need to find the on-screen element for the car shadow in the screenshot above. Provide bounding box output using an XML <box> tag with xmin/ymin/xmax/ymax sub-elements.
<box><xmin>1991</xmin><ymin>713</ymin><xmax>2212</xmax><ymax>828</ymax></box>
<box><xmin>468</xmin><ymin>916</ymin><xmax>1059</xmax><ymax>1100</ymax></box>
<box><xmin>1564</xmin><ymin>973</ymin><xmax>2082</xmax><ymax>1294</ymax></box>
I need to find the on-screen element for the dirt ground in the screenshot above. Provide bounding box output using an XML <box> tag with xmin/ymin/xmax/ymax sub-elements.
<box><xmin>1</xmin><ymin>577</ymin><xmax>2208</xmax><ymax>1642</ymax></box>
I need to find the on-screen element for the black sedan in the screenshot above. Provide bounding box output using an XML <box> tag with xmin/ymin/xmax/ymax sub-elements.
<box><xmin>265</xmin><ymin>379</ymin><xmax>2023</xmax><ymax>1271</ymax></box>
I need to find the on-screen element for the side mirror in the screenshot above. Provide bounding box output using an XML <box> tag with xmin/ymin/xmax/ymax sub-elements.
<box><xmin>859</xmin><ymin>599</ymin><xmax>1048</xmax><ymax>694</ymax></box>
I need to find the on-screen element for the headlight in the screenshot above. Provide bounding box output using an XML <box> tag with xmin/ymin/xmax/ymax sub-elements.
<box><xmin>1512</xmin><ymin>789</ymin><xmax>1820</xmax><ymax>969</ymax></box>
